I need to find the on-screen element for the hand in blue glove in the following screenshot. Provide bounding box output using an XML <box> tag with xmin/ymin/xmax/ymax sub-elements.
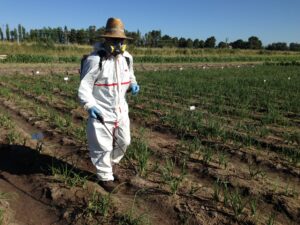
<box><xmin>88</xmin><ymin>106</ymin><xmax>104</xmax><ymax>123</ymax></box>
<box><xmin>131</xmin><ymin>83</ymin><xmax>140</xmax><ymax>95</ymax></box>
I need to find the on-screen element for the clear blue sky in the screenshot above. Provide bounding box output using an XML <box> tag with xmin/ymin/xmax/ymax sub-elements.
<box><xmin>0</xmin><ymin>0</ymin><xmax>299</xmax><ymax>45</ymax></box>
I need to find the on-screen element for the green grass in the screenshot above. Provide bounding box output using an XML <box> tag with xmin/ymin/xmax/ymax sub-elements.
<box><xmin>161</xmin><ymin>158</ymin><xmax>186</xmax><ymax>195</ymax></box>
<box><xmin>50</xmin><ymin>164</ymin><xmax>88</xmax><ymax>188</ymax></box>
<box><xmin>127</xmin><ymin>138</ymin><xmax>152</xmax><ymax>177</ymax></box>
<box><xmin>1</xmin><ymin>41</ymin><xmax>300</xmax><ymax>57</ymax></box>
<box><xmin>1</xmin><ymin>53</ymin><xmax>300</xmax><ymax>64</ymax></box>
<box><xmin>0</xmin><ymin>114</ymin><xmax>14</xmax><ymax>129</ymax></box>
<box><xmin>86</xmin><ymin>190</ymin><xmax>111</xmax><ymax>218</ymax></box>
<box><xmin>0</xmin><ymin>208</ymin><xmax>4</xmax><ymax>225</ymax></box>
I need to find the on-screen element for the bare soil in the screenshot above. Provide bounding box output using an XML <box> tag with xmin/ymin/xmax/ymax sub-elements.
<box><xmin>0</xmin><ymin>62</ymin><xmax>261</xmax><ymax>76</ymax></box>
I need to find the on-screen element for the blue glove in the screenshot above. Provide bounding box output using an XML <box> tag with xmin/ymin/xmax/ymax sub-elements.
<box><xmin>131</xmin><ymin>83</ymin><xmax>140</xmax><ymax>95</ymax></box>
<box><xmin>88</xmin><ymin>106</ymin><xmax>103</xmax><ymax>122</ymax></box>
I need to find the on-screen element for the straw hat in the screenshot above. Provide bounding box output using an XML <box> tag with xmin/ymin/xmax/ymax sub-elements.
<box><xmin>99</xmin><ymin>17</ymin><xmax>132</xmax><ymax>39</ymax></box>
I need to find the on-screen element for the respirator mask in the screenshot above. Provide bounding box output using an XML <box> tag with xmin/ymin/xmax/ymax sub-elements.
<box><xmin>105</xmin><ymin>38</ymin><xmax>126</xmax><ymax>55</ymax></box>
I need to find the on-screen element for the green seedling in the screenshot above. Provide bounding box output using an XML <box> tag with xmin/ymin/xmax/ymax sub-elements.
<box><xmin>229</xmin><ymin>189</ymin><xmax>248</xmax><ymax>219</ymax></box>
<box><xmin>218</xmin><ymin>151</ymin><xmax>228</xmax><ymax>169</ymax></box>
<box><xmin>212</xmin><ymin>179</ymin><xmax>221</xmax><ymax>202</ymax></box>
<box><xmin>161</xmin><ymin>158</ymin><xmax>185</xmax><ymax>195</ymax></box>
<box><xmin>223</xmin><ymin>183</ymin><xmax>229</xmax><ymax>207</ymax></box>
<box><xmin>266</xmin><ymin>212</ymin><xmax>276</xmax><ymax>225</ymax></box>
<box><xmin>6</xmin><ymin>130</ymin><xmax>20</xmax><ymax>145</ymax></box>
<box><xmin>284</xmin><ymin>182</ymin><xmax>298</xmax><ymax>197</ymax></box>
<box><xmin>117</xmin><ymin>188</ymin><xmax>150</xmax><ymax>225</ymax></box>
<box><xmin>0</xmin><ymin>192</ymin><xmax>11</xmax><ymax>201</ymax></box>
<box><xmin>50</xmin><ymin>164</ymin><xmax>87</xmax><ymax>188</ymax></box>
<box><xmin>0</xmin><ymin>208</ymin><xmax>4</xmax><ymax>225</ymax></box>
<box><xmin>272</xmin><ymin>177</ymin><xmax>279</xmax><ymax>193</ymax></box>
<box><xmin>178</xmin><ymin>212</ymin><xmax>192</xmax><ymax>225</ymax></box>
<box><xmin>188</xmin><ymin>183</ymin><xmax>201</xmax><ymax>195</ymax></box>
<box><xmin>249</xmin><ymin>198</ymin><xmax>257</xmax><ymax>216</ymax></box>
<box><xmin>87</xmin><ymin>190</ymin><xmax>111</xmax><ymax>218</ymax></box>
<box><xmin>248</xmin><ymin>163</ymin><xmax>265</xmax><ymax>179</ymax></box>
<box><xmin>0</xmin><ymin>114</ymin><xmax>13</xmax><ymax>129</ymax></box>
<box><xmin>127</xmin><ymin>138</ymin><xmax>151</xmax><ymax>177</ymax></box>
<box><xmin>202</xmin><ymin>148</ymin><xmax>214</xmax><ymax>165</ymax></box>
<box><xmin>117</xmin><ymin>213</ymin><xmax>150</xmax><ymax>225</ymax></box>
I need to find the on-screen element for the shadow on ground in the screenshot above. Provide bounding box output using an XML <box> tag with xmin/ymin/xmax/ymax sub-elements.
<box><xmin>0</xmin><ymin>143</ymin><xmax>96</xmax><ymax>182</ymax></box>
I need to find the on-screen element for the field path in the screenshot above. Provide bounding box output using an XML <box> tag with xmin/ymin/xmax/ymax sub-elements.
<box><xmin>0</xmin><ymin>61</ymin><xmax>261</xmax><ymax>76</ymax></box>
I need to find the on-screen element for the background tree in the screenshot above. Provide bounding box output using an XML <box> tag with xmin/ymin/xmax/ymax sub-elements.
<box><xmin>160</xmin><ymin>34</ymin><xmax>173</xmax><ymax>47</ymax></box>
<box><xmin>145</xmin><ymin>30</ymin><xmax>161</xmax><ymax>47</ymax></box>
<box><xmin>6</xmin><ymin>24</ymin><xmax>10</xmax><ymax>41</ymax></box>
<box><xmin>22</xmin><ymin>26</ymin><xmax>26</xmax><ymax>40</ymax></box>
<box><xmin>266</xmin><ymin>42</ymin><xmax>288</xmax><ymax>51</ymax></box>
<box><xmin>125</xmin><ymin>30</ymin><xmax>142</xmax><ymax>46</ymax></box>
<box><xmin>3</xmin><ymin>23</ymin><xmax>296</xmax><ymax>51</ymax></box>
<box><xmin>57</xmin><ymin>27</ymin><xmax>64</xmax><ymax>43</ymax></box>
<box><xmin>64</xmin><ymin>26</ymin><xmax>69</xmax><ymax>44</ymax></box>
<box><xmin>199</xmin><ymin>40</ymin><xmax>205</xmax><ymax>48</ymax></box>
<box><xmin>218</xmin><ymin>41</ymin><xmax>228</xmax><ymax>48</ymax></box>
<box><xmin>172</xmin><ymin>37</ymin><xmax>179</xmax><ymax>47</ymax></box>
<box><xmin>13</xmin><ymin>28</ymin><xmax>18</xmax><ymax>43</ymax></box>
<box><xmin>88</xmin><ymin>25</ymin><xmax>96</xmax><ymax>45</ymax></box>
<box><xmin>204</xmin><ymin>36</ymin><xmax>216</xmax><ymax>48</ymax></box>
<box><xmin>131</xmin><ymin>29</ymin><xmax>142</xmax><ymax>46</ymax></box>
<box><xmin>29</xmin><ymin>29</ymin><xmax>37</xmax><ymax>41</ymax></box>
<box><xmin>289</xmin><ymin>43</ymin><xmax>300</xmax><ymax>51</ymax></box>
<box><xmin>18</xmin><ymin>24</ymin><xmax>22</xmax><ymax>41</ymax></box>
<box><xmin>76</xmin><ymin>29</ymin><xmax>87</xmax><ymax>44</ymax></box>
<box><xmin>186</xmin><ymin>38</ymin><xmax>193</xmax><ymax>48</ymax></box>
<box><xmin>193</xmin><ymin>39</ymin><xmax>200</xmax><ymax>48</ymax></box>
<box><xmin>248</xmin><ymin>36</ymin><xmax>262</xmax><ymax>49</ymax></box>
<box><xmin>0</xmin><ymin>28</ymin><xmax>3</xmax><ymax>41</ymax></box>
<box><xmin>69</xmin><ymin>29</ymin><xmax>77</xmax><ymax>43</ymax></box>
<box><xmin>230</xmin><ymin>39</ymin><xmax>248</xmax><ymax>49</ymax></box>
<box><xmin>8</xmin><ymin>28</ymin><xmax>18</xmax><ymax>42</ymax></box>
<box><xmin>178</xmin><ymin>37</ymin><xmax>187</xmax><ymax>48</ymax></box>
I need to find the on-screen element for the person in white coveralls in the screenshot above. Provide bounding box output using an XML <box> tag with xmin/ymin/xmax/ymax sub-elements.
<box><xmin>78</xmin><ymin>17</ymin><xmax>140</xmax><ymax>190</ymax></box>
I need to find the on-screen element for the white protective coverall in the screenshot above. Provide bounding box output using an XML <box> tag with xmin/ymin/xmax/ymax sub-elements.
<box><xmin>78</xmin><ymin>43</ymin><xmax>137</xmax><ymax>181</ymax></box>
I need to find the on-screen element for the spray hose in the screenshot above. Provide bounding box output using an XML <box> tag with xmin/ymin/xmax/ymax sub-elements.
<box><xmin>96</xmin><ymin>114</ymin><xmax>138</xmax><ymax>175</ymax></box>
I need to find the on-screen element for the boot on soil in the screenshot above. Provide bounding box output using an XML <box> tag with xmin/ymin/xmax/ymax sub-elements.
<box><xmin>98</xmin><ymin>180</ymin><xmax>118</xmax><ymax>193</ymax></box>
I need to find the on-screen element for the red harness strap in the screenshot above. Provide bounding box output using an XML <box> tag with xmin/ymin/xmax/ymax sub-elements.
<box><xmin>95</xmin><ymin>81</ymin><xmax>131</xmax><ymax>86</ymax></box>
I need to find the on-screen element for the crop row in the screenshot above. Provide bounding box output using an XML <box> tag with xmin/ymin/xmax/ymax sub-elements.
<box><xmin>1</xmin><ymin>54</ymin><xmax>300</xmax><ymax>63</ymax></box>
<box><xmin>1</xmin><ymin>65</ymin><xmax>298</xmax><ymax>164</ymax></box>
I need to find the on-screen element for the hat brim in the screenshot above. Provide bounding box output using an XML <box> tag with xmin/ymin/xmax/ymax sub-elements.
<box><xmin>98</xmin><ymin>33</ymin><xmax>133</xmax><ymax>40</ymax></box>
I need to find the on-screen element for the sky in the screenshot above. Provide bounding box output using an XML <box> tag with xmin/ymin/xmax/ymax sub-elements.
<box><xmin>0</xmin><ymin>0</ymin><xmax>299</xmax><ymax>45</ymax></box>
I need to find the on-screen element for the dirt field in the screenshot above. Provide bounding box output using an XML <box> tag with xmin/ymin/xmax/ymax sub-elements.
<box><xmin>0</xmin><ymin>64</ymin><xmax>299</xmax><ymax>225</ymax></box>
<box><xmin>0</xmin><ymin>62</ymin><xmax>261</xmax><ymax>76</ymax></box>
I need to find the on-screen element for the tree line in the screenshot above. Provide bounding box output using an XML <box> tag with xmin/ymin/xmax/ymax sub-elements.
<box><xmin>0</xmin><ymin>24</ymin><xmax>299</xmax><ymax>51</ymax></box>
